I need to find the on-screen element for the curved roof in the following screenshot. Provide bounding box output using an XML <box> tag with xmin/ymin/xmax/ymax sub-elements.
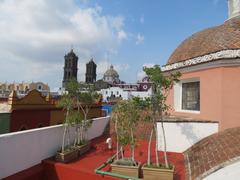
<box><xmin>167</xmin><ymin>17</ymin><xmax>240</xmax><ymax>64</ymax></box>
<box><xmin>104</xmin><ymin>65</ymin><xmax>119</xmax><ymax>77</ymax></box>
<box><xmin>184</xmin><ymin>127</ymin><xmax>240</xmax><ymax>179</ymax></box>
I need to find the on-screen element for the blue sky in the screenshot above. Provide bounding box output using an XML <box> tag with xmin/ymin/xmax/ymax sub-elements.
<box><xmin>0</xmin><ymin>0</ymin><xmax>228</xmax><ymax>89</ymax></box>
<box><xmin>87</xmin><ymin>0</ymin><xmax>227</xmax><ymax>81</ymax></box>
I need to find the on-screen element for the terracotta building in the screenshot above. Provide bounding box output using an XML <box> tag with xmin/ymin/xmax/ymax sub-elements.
<box><xmin>0</xmin><ymin>90</ymin><xmax>103</xmax><ymax>134</ymax></box>
<box><xmin>163</xmin><ymin>0</ymin><xmax>240</xmax><ymax>131</ymax></box>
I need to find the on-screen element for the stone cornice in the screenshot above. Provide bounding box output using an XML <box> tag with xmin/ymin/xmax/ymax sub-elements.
<box><xmin>162</xmin><ymin>49</ymin><xmax>240</xmax><ymax>72</ymax></box>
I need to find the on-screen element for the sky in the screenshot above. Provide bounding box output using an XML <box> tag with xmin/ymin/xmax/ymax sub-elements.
<box><xmin>0</xmin><ymin>0</ymin><xmax>228</xmax><ymax>90</ymax></box>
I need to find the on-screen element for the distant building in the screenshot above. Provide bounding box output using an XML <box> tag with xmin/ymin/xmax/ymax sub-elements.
<box><xmin>103</xmin><ymin>65</ymin><xmax>120</xmax><ymax>84</ymax></box>
<box><xmin>85</xmin><ymin>59</ymin><xmax>97</xmax><ymax>83</ymax></box>
<box><xmin>99</xmin><ymin>76</ymin><xmax>152</xmax><ymax>102</ymax></box>
<box><xmin>0</xmin><ymin>89</ymin><xmax>104</xmax><ymax>134</ymax></box>
<box><xmin>93</xmin><ymin>64</ymin><xmax>122</xmax><ymax>90</ymax></box>
<box><xmin>0</xmin><ymin>82</ymin><xmax>49</xmax><ymax>98</ymax></box>
<box><xmin>94</xmin><ymin>79</ymin><xmax>111</xmax><ymax>91</ymax></box>
<box><xmin>62</xmin><ymin>49</ymin><xmax>78</xmax><ymax>88</ymax></box>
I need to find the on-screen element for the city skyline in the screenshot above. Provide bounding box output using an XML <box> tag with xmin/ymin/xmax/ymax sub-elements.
<box><xmin>0</xmin><ymin>0</ymin><xmax>227</xmax><ymax>89</ymax></box>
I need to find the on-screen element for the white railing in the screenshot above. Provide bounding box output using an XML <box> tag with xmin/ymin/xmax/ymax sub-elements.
<box><xmin>0</xmin><ymin>116</ymin><xmax>110</xmax><ymax>179</ymax></box>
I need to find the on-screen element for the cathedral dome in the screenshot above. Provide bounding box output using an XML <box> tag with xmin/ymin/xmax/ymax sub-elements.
<box><xmin>104</xmin><ymin>65</ymin><xmax>119</xmax><ymax>77</ymax></box>
<box><xmin>103</xmin><ymin>65</ymin><xmax>120</xmax><ymax>84</ymax></box>
<box><xmin>167</xmin><ymin>16</ymin><xmax>240</xmax><ymax>65</ymax></box>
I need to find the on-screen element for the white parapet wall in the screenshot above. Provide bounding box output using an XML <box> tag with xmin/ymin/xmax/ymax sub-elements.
<box><xmin>0</xmin><ymin>116</ymin><xmax>110</xmax><ymax>179</ymax></box>
<box><xmin>157</xmin><ymin>121</ymin><xmax>218</xmax><ymax>153</ymax></box>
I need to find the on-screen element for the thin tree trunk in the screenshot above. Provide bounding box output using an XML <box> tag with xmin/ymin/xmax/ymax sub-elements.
<box><xmin>131</xmin><ymin>128</ymin><xmax>135</xmax><ymax>162</ymax></box>
<box><xmin>154</xmin><ymin>124</ymin><xmax>159</xmax><ymax>167</ymax></box>
<box><xmin>67</xmin><ymin>125</ymin><xmax>70</xmax><ymax>148</ymax></box>
<box><xmin>159</xmin><ymin>108</ymin><xmax>169</xmax><ymax>168</ymax></box>
<box><xmin>120</xmin><ymin>146</ymin><xmax>124</xmax><ymax>159</ymax></box>
<box><xmin>83</xmin><ymin>112</ymin><xmax>87</xmax><ymax>140</ymax></box>
<box><xmin>74</xmin><ymin>125</ymin><xmax>77</xmax><ymax>146</ymax></box>
<box><xmin>115</xmin><ymin>119</ymin><xmax>119</xmax><ymax>160</ymax></box>
<box><xmin>61</xmin><ymin>109</ymin><xmax>69</xmax><ymax>153</ymax></box>
<box><xmin>161</xmin><ymin>120</ymin><xmax>169</xmax><ymax>168</ymax></box>
<box><xmin>77</xmin><ymin>102</ymin><xmax>81</xmax><ymax>145</ymax></box>
<box><xmin>147</xmin><ymin>128</ymin><xmax>154</xmax><ymax>166</ymax></box>
<box><xmin>77</xmin><ymin>126</ymin><xmax>80</xmax><ymax>144</ymax></box>
<box><xmin>80</xmin><ymin>104</ymin><xmax>87</xmax><ymax>141</ymax></box>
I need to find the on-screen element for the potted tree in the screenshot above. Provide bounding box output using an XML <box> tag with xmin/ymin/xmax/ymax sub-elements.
<box><xmin>111</xmin><ymin>100</ymin><xmax>141</xmax><ymax>178</ymax></box>
<box><xmin>76</xmin><ymin>83</ymin><xmax>99</xmax><ymax>155</ymax></box>
<box><xmin>55</xmin><ymin>84</ymin><xmax>78</xmax><ymax>163</ymax></box>
<box><xmin>141</xmin><ymin>65</ymin><xmax>180</xmax><ymax>180</ymax></box>
<box><xmin>67</xmin><ymin>80</ymin><xmax>98</xmax><ymax>156</ymax></box>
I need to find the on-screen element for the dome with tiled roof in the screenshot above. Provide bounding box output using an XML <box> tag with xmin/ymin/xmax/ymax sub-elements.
<box><xmin>104</xmin><ymin>65</ymin><xmax>119</xmax><ymax>77</ymax></box>
<box><xmin>103</xmin><ymin>65</ymin><xmax>120</xmax><ymax>84</ymax></box>
<box><xmin>167</xmin><ymin>16</ymin><xmax>240</xmax><ymax>65</ymax></box>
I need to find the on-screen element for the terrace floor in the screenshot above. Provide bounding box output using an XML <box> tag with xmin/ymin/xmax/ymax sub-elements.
<box><xmin>42</xmin><ymin>135</ymin><xmax>185</xmax><ymax>180</ymax></box>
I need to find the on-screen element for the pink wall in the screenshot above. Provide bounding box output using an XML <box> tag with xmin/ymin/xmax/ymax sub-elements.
<box><xmin>167</xmin><ymin>66</ymin><xmax>240</xmax><ymax>131</ymax></box>
<box><xmin>167</xmin><ymin>68</ymin><xmax>222</xmax><ymax>121</ymax></box>
<box><xmin>221</xmin><ymin>67</ymin><xmax>240</xmax><ymax>130</ymax></box>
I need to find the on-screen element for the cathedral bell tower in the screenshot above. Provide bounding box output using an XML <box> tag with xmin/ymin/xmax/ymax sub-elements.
<box><xmin>85</xmin><ymin>58</ymin><xmax>97</xmax><ymax>84</ymax></box>
<box><xmin>62</xmin><ymin>49</ymin><xmax>78</xmax><ymax>88</ymax></box>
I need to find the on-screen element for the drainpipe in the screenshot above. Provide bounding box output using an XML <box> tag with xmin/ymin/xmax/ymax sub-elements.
<box><xmin>95</xmin><ymin>153</ymin><xmax>140</xmax><ymax>180</ymax></box>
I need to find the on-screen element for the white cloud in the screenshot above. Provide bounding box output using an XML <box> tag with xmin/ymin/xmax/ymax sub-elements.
<box><xmin>0</xmin><ymin>0</ymin><xmax>128</xmax><ymax>88</ymax></box>
<box><xmin>118</xmin><ymin>30</ymin><xmax>128</xmax><ymax>41</ymax></box>
<box><xmin>136</xmin><ymin>33</ymin><xmax>144</xmax><ymax>45</ymax></box>
<box><xmin>137</xmin><ymin>63</ymin><xmax>155</xmax><ymax>80</ymax></box>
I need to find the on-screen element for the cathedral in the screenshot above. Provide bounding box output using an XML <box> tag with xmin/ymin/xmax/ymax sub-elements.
<box><xmin>62</xmin><ymin>49</ymin><xmax>122</xmax><ymax>88</ymax></box>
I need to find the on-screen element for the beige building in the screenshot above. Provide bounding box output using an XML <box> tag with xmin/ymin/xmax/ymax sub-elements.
<box><xmin>0</xmin><ymin>82</ymin><xmax>50</xmax><ymax>98</ymax></box>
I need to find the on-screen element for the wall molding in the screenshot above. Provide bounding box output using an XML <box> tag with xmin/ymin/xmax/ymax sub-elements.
<box><xmin>163</xmin><ymin>49</ymin><xmax>240</xmax><ymax>71</ymax></box>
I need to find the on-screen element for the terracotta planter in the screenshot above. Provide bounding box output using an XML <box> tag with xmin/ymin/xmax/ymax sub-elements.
<box><xmin>55</xmin><ymin>148</ymin><xmax>78</xmax><ymax>163</ymax></box>
<box><xmin>76</xmin><ymin>141</ymin><xmax>91</xmax><ymax>156</ymax></box>
<box><xmin>111</xmin><ymin>163</ymin><xmax>140</xmax><ymax>178</ymax></box>
<box><xmin>142</xmin><ymin>165</ymin><xmax>174</xmax><ymax>180</ymax></box>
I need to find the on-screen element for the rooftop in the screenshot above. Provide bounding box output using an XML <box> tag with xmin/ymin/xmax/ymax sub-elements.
<box><xmin>167</xmin><ymin>17</ymin><xmax>240</xmax><ymax>65</ymax></box>
<box><xmin>6</xmin><ymin>135</ymin><xmax>185</xmax><ymax>180</ymax></box>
